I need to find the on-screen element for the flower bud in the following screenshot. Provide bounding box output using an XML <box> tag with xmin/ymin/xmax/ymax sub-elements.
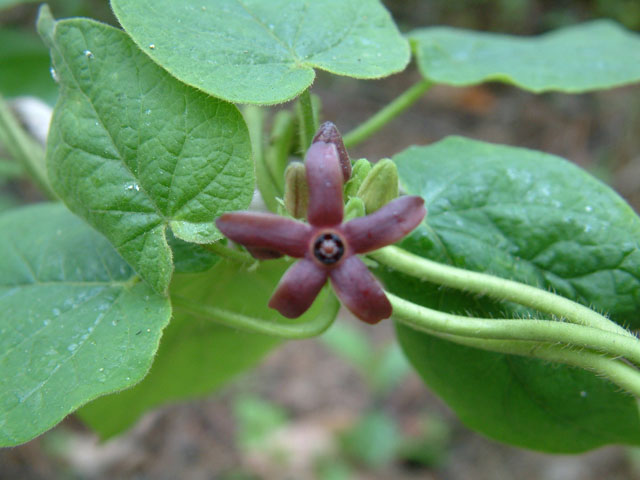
<box><xmin>343</xmin><ymin>196</ymin><xmax>366</xmax><ymax>221</ymax></box>
<box><xmin>283</xmin><ymin>162</ymin><xmax>309</xmax><ymax>219</ymax></box>
<box><xmin>357</xmin><ymin>158</ymin><xmax>399</xmax><ymax>213</ymax></box>
<box><xmin>312</xmin><ymin>121</ymin><xmax>351</xmax><ymax>181</ymax></box>
<box><xmin>344</xmin><ymin>158</ymin><xmax>372</xmax><ymax>198</ymax></box>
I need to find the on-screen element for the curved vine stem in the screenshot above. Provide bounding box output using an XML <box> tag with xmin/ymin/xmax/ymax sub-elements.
<box><xmin>172</xmin><ymin>288</ymin><xmax>340</xmax><ymax>339</ymax></box>
<box><xmin>389</xmin><ymin>293</ymin><xmax>640</xmax><ymax>366</ymax></box>
<box><xmin>371</xmin><ymin>246</ymin><xmax>632</xmax><ymax>338</ymax></box>
<box><xmin>428</xmin><ymin>331</ymin><xmax>640</xmax><ymax>398</ymax></box>
<box><xmin>342</xmin><ymin>79</ymin><xmax>432</xmax><ymax>148</ymax></box>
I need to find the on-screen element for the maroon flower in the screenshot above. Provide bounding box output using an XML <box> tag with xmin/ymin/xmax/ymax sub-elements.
<box><xmin>216</xmin><ymin>127</ymin><xmax>426</xmax><ymax>324</ymax></box>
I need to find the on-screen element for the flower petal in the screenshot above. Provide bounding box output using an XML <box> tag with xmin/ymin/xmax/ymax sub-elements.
<box><xmin>312</xmin><ymin>121</ymin><xmax>351</xmax><ymax>181</ymax></box>
<box><xmin>305</xmin><ymin>141</ymin><xmax>344</xmax><ymax>227</ymax></box>
<box><xmin>216</xmin><ymin>212</ymin><xmax>311</xmax><ymax>258</ymax></box>
<box><xmin>341</xmin><ymin>196</ymin><xmax>426</xmax><ymax>254</ymax></box>
<box><xmin>268</xmin><ymin>259</ymin><xmax>328</xmax><ymax>318</ymax></box>
<box><xmin>329</xmin><ymin>256</ymin><xmax>392</xmax><ymax>324</ymax></box>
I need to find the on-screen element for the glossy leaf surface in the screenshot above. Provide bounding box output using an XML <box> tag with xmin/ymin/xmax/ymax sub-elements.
<box><xmin>411</xmin><ymin>21</ymin><xmax>640</xmax><ymax>92</ymax></box>
<box><xmin>382</xmin><ymin>137</ymin><xmax>640</xmax><ymax>451</ymax></box>
<box><xmin>0</xmin><ymin>204</ymin><xmax>171</xmax><ymax>446</ymax></box>
<box><xmin>38</xmin><ymin>8</ymin><xmax>253</xmax><ymax>293</ymax></box>
<box><xmin>79</xmin><ymin>259</ymin><xmax>330</xmax><ymax>438</ymax></box>
<box><xmin>111</xmin><ymin>0</ymin><xmax>410</xmax><ymax>104</ymax></box>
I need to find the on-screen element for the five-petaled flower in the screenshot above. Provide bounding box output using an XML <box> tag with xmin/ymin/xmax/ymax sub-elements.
<box><xmin>216</xmin><ymin>124</ymin><xmax>426</xmax><ymax>324</ymax></box>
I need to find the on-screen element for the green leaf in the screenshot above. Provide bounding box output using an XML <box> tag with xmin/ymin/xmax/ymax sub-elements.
<box><xmin>410</xmin><ymin>20</ymin><xmax>640</xmax><ymax>92</ymax></box>
<box><xmin>0</xmin><ymin>29</ymin><xmax>58</xmax><ymax>103</ymax></box>
<box><xmin>37</xmin><ymin>7</ymin><xmax>253</xmax><ymax>294</ymax></box>
<box><xmin>79</xmin><ymin>259</ymin><xmax>327</xmax><ymax>439</ymax></box>
<box><xmin>396</xmin><ymin>326</ymin><xmax>640</xmax><ymax>453</ymax></box>
<box><xmin>0</xmin><ymin>203</ymin><xmax>171</xmax><ymax>447</ymax></box>
<box><xmin>381</xmin><ymin>136</ymin><xmax>640</xmax><ymax>452</ymax></box>
<box><xmin>110</xmin><ymin>0</ymin><xmax>410</xmax><ymax>104</ymax></box>
<box><xmin>167</xmin><ymin>231</ymin><xmax>219</xmax><ymax>274</ymax></box>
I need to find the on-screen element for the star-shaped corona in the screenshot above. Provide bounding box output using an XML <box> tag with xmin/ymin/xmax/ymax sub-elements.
<box><xmin>216</xmin><ymin>123</ymin><xmax>426</xmax><ymax>324</ymax></box>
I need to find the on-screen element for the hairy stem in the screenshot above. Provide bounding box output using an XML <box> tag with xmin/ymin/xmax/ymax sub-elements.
<box><xmin>172</xmin><ymin>289</ymin><xmax>340</xmax><ymax>339</ymax></box>
<box><xmin>343</xmin><ymin>79</ymin><xmax>432</xmax><ymax>148</ymax></box>
<box><xmin>371</xmin><ymin>246</ymin><xmax>631</xmax><ymax>337</ymax></box>
<box><xmin>297</xmin><ymin>88</ymin><xmax>317</xmax><ymax>151</ymax></box>
<box><xmin>389</xmin><ymin>293</ymin><xmax>640</xmax><ymax>366</ymax></box>
<box><xmin>243</xmin><ymin>105</ymin><xmax>280</xmax><ymax>212</ymax></box>
<box><xmin>430</xmin><ymin>332</ymin><xmax>640</xmax><ymax>398</ymax></box>
<box><xmin>0</xmin><ymin>95</ymin><xmax>56</xmax><ymax>198</ymax></box>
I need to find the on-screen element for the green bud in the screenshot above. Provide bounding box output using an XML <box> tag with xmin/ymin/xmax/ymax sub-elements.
<box><xmin>343</xmin><ymin>196</ymin><xmax>366</xmax><ymax>221</ymax></box>
<box><xmin>357</xmin><ymin>158</ymin><xmax>399</xmax><ymax>213</ymax></box>
<box><xmin>283</xmin><ymin>162</ymin><xmax>309</xmax><ymax>219</ymax></box>
<box><xmin>344</xmin><ymin>158</ymin><xmax>372</xmax><ymax>198</ymax></box>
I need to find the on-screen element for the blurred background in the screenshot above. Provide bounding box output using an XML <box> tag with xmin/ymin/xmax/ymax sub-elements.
<box><xmin>1</xmin><ymin>1</ymin><xmax>639</xmax><ymax>479</ymax></box>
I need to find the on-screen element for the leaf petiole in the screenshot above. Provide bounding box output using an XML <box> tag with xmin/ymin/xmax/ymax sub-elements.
<box><xmin>343</xmin><ymin>79</ymin><xmax>432</xmax><ymax>148</ymax></box>
<box><xmin>388</xmin><ymin>293</ymin><xmax>640</xmax><ymax>367</ymax></box>
<box><xmin>428</xmin><ymin>332</ymin><xmax>640</xmax><ymax>399</ymax></box>
<box><xmin>172</xmin><ymin>288</ymin><xmax>340</xmax><ymax>339</ymax></box>
<box><xmin>373</xmin><ymin>246</ymin><xmax>640</xmax><ymax>396</ymax></box>
<box><xmin>371</xmin><ymin>245</ymin><xmax>632</xmax><ymax>337</ymax></box>
<box><xmin>296</xmin><ymin>88</ymin><xmax>318</xmax><ymax>151</ymax></box>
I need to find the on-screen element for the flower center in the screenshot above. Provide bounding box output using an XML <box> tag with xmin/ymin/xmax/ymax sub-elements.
<box><xmin>313</xmin><ymin>232</ymin><xmax>345</xmax><ymax>265</ymax></box>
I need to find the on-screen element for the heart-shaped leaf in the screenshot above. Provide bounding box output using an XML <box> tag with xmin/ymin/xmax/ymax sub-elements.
<box><xmin>410</xmin><ymin>20</ymin><xmax>640</xmax><ymax>92</ymax></box>
<box><xmin>110</xmin><ymin>0</ymin><xmax>410</xmax><ymax>104</ymax></box>
<box><xmin>0</xmin><ymin>203</ymin><xmax>171</xmax><ymax>447</ymax></box>
<box><xmin>79</xmin><ymin>259</ymin><xmax>333</xmax><ymax>439</ymax></box>
<box><xmin>379</xmin><ymin>136</ymin><xmax>640</xmax><ymax>452</ymax></box>
<box><xmin>38</xmin><ymin>7</ymin><xmax>253</xmax><ymax>293</ymax></box>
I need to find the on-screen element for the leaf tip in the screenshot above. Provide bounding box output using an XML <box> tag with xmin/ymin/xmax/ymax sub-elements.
<box><xmin>36</xmin><ymin>4</ymin><xmax>56</xmax><ymax>47</ymax></box>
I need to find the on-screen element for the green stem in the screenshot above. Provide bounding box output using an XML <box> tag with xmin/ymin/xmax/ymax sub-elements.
<box><xmin>265</xmin><ymin>110</ymin><xmax>296</xmax><ymax>195</ymax></box>
<box><xmin>203</xmin><ymin>242</ymin><xmax>254</xmax><ymax>264</ymax></box>
<box><xmin>432</xmin><ymin>332</ymin><xmax>640</xmax><ymax>398</ymax></box>
<box><xmin>172</xmin><ymin>289</ymin><xmax>340</xmax><ymax>339</ymax></box>
<box><xmin>244</xmin><ymin>105</ymin><xmax>280</xmax><ymax>212</ymax></box>
<box><xmin>297</xmin><ymin>88</ymin><xmax>317</xmax><ymax>151</ymax></box>
<box><xmin>0</xmin><ymin>94</ymin><xmax>56</xmax><ymax>198</ymax></box>
<box><xmin>343</xmin><ymin>79</ymin><xmax>432</xmax><ymax>149</ymax></box>
<box><xmin>389</xmin><ymin>293</ymin><xmax>640</xmax><ymax>366</ymax></box>
<box><xmin>371</xmin><ymin>246</ymin><xmax>631</xmax><ymax>337</ymax></box>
